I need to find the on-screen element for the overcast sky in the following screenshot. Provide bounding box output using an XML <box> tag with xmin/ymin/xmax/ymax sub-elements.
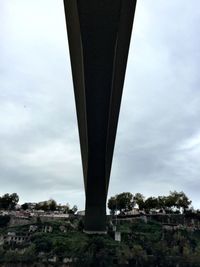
<box><xmin>1</xmin><ymin>0</ymin><xmax>200</xmax><ymax>210</ymax></box>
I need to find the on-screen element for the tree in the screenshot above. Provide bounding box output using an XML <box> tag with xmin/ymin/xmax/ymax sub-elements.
<box><xmin>157</xmin><ymin>196</ymin><xmax>166</xmax><ymax>210</ymax></box>
<box><xmin>40</xmin><ymin>201</ymin><xmax>48</xmax><ymax>211</ymax></box>
<box><xmin>176</xmin><ymin>191</ymin><xmax>192</xmax><ymax>213</ymax></box>
<box><xmin>10</xmin><ymin>193</ymin><xmax>19</xmax><ymax>209</ymax></box>
<box><xmin>21</xmin><ymin>203</ymin><xmax>29</xmax><ymax>210</ymax></box>
<box><xmin>33</xmin><ymin>234</ymin><xmax>53</xmax><ymax>253</ymax></box>
<box><xmin>49</xmin><ymin>199</ymin><xmax>57</xmax><ymax>211</ymax></box>
<box><xmin>21</xmin><ymin>245</ymin><xmax>37</xmax><ymax>262</ymax></box>
<box><xmin>164</xmin><ymin>194</ymin><xmax>175</xmax><ymax>212</ymax></box>
<box><xmin>78</xmin><ymin>236</ymin><xmax>118</xmax><ymax>267</ymax></box>
<box><xmin>0</xmin><ymin>193</ymin><xmax>19</xmax><ymax>210</ymax></box>
<box><xmin>116</xmin><ymin>192</ymin><xmax>133</xmax><ymax>213</ymax></box>
<box><xmin>133</xmin><ymin>193</ymin><xmax>145</xmax><ymax>210</ymax></box>
<box><xmin>108</xmin><ymin>193</ymin><xmax>133</xmax><ymax>214</ymax></box>
<box><xmin>166</xmin><ymin>191</ymin><xmax>192</xmax><ymax>213</ymax></box>
<box><xmin>108</xmin><ymin>196</ymin><xmax>117</xmax><ymax>215</ymax></box>
<box><xmin>144</xmin><ymin>197</ymin><xmax>158</xmax><ymax>212</ymax></box>
<box><xmin>35</xmin><ymin>201</ymin><xmax>50</xmax><ymax>211</ymax></box>
<box><xmin>35</xmin><ymin>203</ymin><xmax>41</xmax><ymax>210</ymax></box>
<box><xmin>4</xmin><ymin>250</ymin><xmax>21</xmax><ymax>262</ymax></box>
<box><xmin>116</xmin><ymin>244</ymin><xmax>131</xmax><ymax>265</ymax></box>
<box><xmin>130</xmin><ymin>244</ymin><xmax>147</xmax><ymax>266</ymax></box>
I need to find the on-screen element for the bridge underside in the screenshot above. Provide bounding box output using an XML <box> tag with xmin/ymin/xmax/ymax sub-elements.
<box><xmin>63</xmin><ymin>0</ymin><xmax>137</xmax><ymax>232</ymax></box>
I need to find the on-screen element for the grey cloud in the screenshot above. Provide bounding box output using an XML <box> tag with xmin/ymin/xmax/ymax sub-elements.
<box><xmin>1</xmin><ymin>0</ymin><xmax>200</xmax><ymax>210</ymax></box>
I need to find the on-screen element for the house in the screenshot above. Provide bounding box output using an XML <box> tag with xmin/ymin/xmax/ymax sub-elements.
<box><xmin>3</xmin><ymin>232</ymin><xmax>30</xmax><ymax>245</ymax></box>
<box><xmin>115</xmin><ymin>231</ymin><xmax>121</xmax><ymax>242</ymax></box>
<box><xmin>63</xmin><ymin>258</ymin><xmax>73</xmax><ymax>263</ymax></box>
<box><xmin>77</xmin><ymin>210</ymin><xmax>85</xmax><ymax>216</ymax></box>
<box><xmin>150</xmin><ymin>209</ymin><xmax>166</xmax><ymax>215</ymax></box>
<box><xmin>29</xmin><ymin>225</ymin><xmax>38</xmax><ymax>232</ymax></box>
<box><xmin>26</xmin><ymin>202</ymin><xmax>37</xmax><ymax>210</ymax></box>
<box><xmin>125</xmin><ymin>208</ymin><xmax>140</xmax><ymax>216</ymax></box>
<box><xmin>162</xmin><ymin>223</ymin><xmax>181</xmax><ymax>231</ymax></box>
<box><xmin>48</xmin><ymin>256</ymin><xmax>57</xmax><ymax>263</ymax></box>
<box><xmin>43</xmin><ymin>225</ymin><xmax>53</xmax><ymax>233</ymax></box>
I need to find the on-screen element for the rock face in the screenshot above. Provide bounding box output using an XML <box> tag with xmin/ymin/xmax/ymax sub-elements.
<box><xmin>64</xmin><ymin>0</ymin><xmax>137</xmax><ymax>233</ymax></box>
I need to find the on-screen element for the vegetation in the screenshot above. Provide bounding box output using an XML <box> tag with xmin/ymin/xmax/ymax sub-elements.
<box><xmin>0</xmin><ymin>193</ymin><xmax>19</xmax><ymax>210</ymax></box>
<box><xmin>0</xmin><ymin>192</ymin><xmax>78</xmax><ymax>215</ymax></box>
<box><xmin>0</xmin><ymin>218</ymin><xmax>200</xmax><ymax>266</ymax></box>
<box><xmin>0</xmin><ymin>191</ymin><xmax>199</xmax><ymax>266</ymax></box>
<box><xmin>108</xmin><ymin>191</ymin><xmax>192</xmax><ymax>215</ymax></box>
<box><xmin>0</xmin><ymin>215</ymin><xmax>10</xmax><ymax>228</ymax></box>
<box><xmin>35</xmin><ymin>199</ymin><xmax>58</xmax><ymax>211</ymax></box>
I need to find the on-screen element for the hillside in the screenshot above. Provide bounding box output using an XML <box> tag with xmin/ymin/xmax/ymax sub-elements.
<box><xmin>1</xmin><ymin>215</ymin><xmax>200</xmax><ymax>266</ymax></box>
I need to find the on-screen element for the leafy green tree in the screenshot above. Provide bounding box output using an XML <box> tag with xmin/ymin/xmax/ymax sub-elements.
<box><xmin>35</xmin><ymin>203</ymin><xmax>40</xmax><ymax>210</ymax></box>
<box><xmin>35</xmin><ymin>201</ymin><xmax>49</xmax><ymax>211</ymax></box>
<box><xmin>33</xmin><ymin>234</ymin><xmax>53</xmax><ymax>253</ymax></box>
<box><xmin>176</xmin><ymin>191</ymin><xmax>191</xmax><ymax>212</ymax></box>
<box><xmin>81</xmin><ymin>236</ymin><xmax>117</xmax><ymax>267</ymax></box>
<box><xmin>0</xmin><ymin>193</ymin><xmax>19</xmax><ymax>210</ymax></box>
<box><xmin>116</xmin><ymin>192</ymin><xmax>133</xmax><ymax>212</ymax></box>
<box><xmin>166</xmin><ymin>191</ymin><xmax>192</xmax><ymax>213</ymax></box>
<box><xmin>133</xmin><ymin>193</ymin><xmax>145</xmax><ymax>210</ymax></box>
<box><xmin>108</xmin><ymin>196</ymin><xmax>117</xmax><ymax>215</ymax></box>
<box><xmin>144</xmin><ymin>197</ymin><xmax>158</xmax><ymax>212</ymax></box>
<box><xmin>41</xmin><ymin>201</ymin><xmax>48</xmax><ymax>211</ymax></box>
<box><xmin>168</xmin><ymin>191</ymin><xmax>180</xmax><ymax>210</ymax></box>
<box><xmin>130</xmin><ymin>244</ymin><xmax>147</xmax><ymax>266</ymax></box>
<box><xmin>116</xmin><ymin>244</ymin><xmax>131</xmax><ymax>265</ymax></box>
<box><xmin>108</xmin><ymin>191</ymin><xmax>192</xmax><ymax>215</ymax></box>
<box><xmin>108</xmin><ymin>192</ymin><xmax>133</xmax><ymax>214</ymax></box>
<box><xmin>10</xmin><ymin>193</ymin><xmax>19</xmax><ymax>209</ymax></box>
<box><xmin>157</xmin><ymin>196</ymin><xmax>166</xmax><ymax>210</ymax></box>
<box><xmin>21</xmin><ymin>245</ymin><xmax>37</xmax><ymax>262</ymax></box>
<box><xmin>21</xmin><ymin>203</ymin><xmax>29</xmax><ymax>210</ymax></box>
<box><xmin>49</xmin><ymin>199</ymin><xmax>57</xmax><ymax>211</ymax></box>
<box><xmin>53</xmin><ymin>239</ymin><xmax>68</xmax><ymax>258</ymax></box>
<box><xmin>75</xmin><ymin>236</ymin><xmax>106</xmax><ymax>266</ymax></box>
<box><xmin>4</xmin><ymin>250</ymin><xmax>21</xmax><ymax>262</ymax></box>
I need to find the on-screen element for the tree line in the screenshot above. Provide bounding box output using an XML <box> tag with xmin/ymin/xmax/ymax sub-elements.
<box><xmin>0</xmin><ymin>191</ymin><xmax>193</xmax><ymax>216</ymax></box>
<box><xmin>108</xmin><ymin>191</ymin><xmax>192</xmax><ymax>215</ymax></box>
<box><xmin>0</xmin><ymin>193</ymin><xmax>19</xmax><ymax>210</ymax></box>
<box><xmin>0</xmin><ymin>193</ymin><xmax>77</xmax><ymax>214</ymax></box>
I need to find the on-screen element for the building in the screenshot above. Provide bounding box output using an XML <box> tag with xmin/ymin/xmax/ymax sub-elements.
<box><xmin>2</xmin><ymin>232</ymin><xmax>30</xmax><ymax>245</ymax></box>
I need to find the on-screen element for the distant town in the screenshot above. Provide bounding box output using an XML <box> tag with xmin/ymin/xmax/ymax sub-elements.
<box><xmin>0</xmin><ymin>190</ymin><xmax>199</xmax><ymax>229</ymax></box>
<box><xmin>1</xmin><ymin>191</ymin><xmax>200</xmax><ymax>266</ymax></box>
